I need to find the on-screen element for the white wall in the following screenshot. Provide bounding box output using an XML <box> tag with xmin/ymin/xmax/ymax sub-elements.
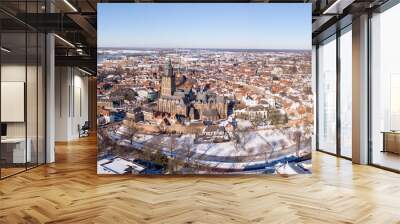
<box><xmin>0</xmin><ymin>65</ymin><xmax>41</xmax><ymax>139</ymax></box>
<box><xmin>72</xmin><ymin>72</ymin><xmax>89</xmax><ymax>138</ymax></box>
<box><xmin>55</xmin><ymin>66</ymin><xmax>69</xmax><ymax>141</ymax></box>
<box><xmin>1</xmin><ymin>64</ymin><xmax>26</xmax><ymax>138</ymax></box>
<box><xmin>55</xmin><ymin>67</ymin><xmax>89</xmax><ymax>141</ymax></box>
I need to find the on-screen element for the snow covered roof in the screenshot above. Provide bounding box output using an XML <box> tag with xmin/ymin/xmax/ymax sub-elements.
<box><xmin>101</xmin><ymin>157</ymin><xmax>145</xmax><ymax>174</ymax></box>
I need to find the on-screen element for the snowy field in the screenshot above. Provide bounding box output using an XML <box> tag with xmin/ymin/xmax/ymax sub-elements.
<box><xmin>136</xmin><ymin>129</ymin><xmax>310</xmax><ymax>160</ymax></box>
<box><xmin>105</xmin><ymin>116</ymin><xmax>312</xmax><ymax>161</ymax></box>
<box><xmin>103</xmin><ymin>124</ymin><xmax>312</xmax><ymax>172</ymax></box>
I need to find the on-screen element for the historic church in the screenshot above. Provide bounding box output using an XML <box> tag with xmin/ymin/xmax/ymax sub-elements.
<box><xmin>156</xmin><ymin>59</ymin><xmax>228</xmax><ymax>122</ymax></box>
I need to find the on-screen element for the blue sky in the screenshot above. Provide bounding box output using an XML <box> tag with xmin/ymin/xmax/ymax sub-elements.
<box><xmin>98</xmin><ymin>4</ymin><xmax>311</xmax><ymax>50</ymax></box>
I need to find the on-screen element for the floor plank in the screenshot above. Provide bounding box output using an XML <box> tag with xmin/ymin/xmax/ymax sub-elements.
<box><xmin>1</xmin><ymin>136</ymin><xmax>400</xmax><ymax>224</ymax></box>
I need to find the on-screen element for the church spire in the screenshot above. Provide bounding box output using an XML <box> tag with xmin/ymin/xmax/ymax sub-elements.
<box><xmin>161</xmin><ymin>58</ymin><xmax>176</xmax><ymax>97</ymax></box>
<box><xmin>167</xmin><ymin>58</ymin><xmax>172</xmax><ymax>67</ymax></box>
<box><xmin>165</xmin><ymin>58</ymin><xmax>174</xmax><ymax>77</ymax></box>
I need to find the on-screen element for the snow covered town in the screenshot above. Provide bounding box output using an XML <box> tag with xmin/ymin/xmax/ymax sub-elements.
<box><xmin>97</xmin><ymin>48</ymin><xmax>313</xmax><ymax>175</ymax></box>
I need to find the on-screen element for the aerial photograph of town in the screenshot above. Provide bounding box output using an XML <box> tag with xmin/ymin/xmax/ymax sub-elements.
<box><xmin>97</xmin><ymin>4</ymin><xmax>312</xmax><ymax>175</ymax></box>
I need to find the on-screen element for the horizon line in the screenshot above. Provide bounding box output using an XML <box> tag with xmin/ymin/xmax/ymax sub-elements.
<box><xmin>98</xmin><ymin>46</ymin><xmax>311</xmax><ymax>51</ymax></box>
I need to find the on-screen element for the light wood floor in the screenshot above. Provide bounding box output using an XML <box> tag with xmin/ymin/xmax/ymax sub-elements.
<box><xmin>372</xmin><ymin>150</ymin><xmax>400</xmax><ymax>171</ymax></box>
<box><xmin>1</xmin><ymin>136</ymin><xmax>400</xmax><ymax>224</ymax></box>
<box><xmin>1</xmin><ymin>167</ymin><xmax>26</xmax><ymax>178</ymax></box>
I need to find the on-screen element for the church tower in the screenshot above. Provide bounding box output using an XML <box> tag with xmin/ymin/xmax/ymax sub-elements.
<box><xmin>161</xmin><ymin>58</ymin><xmax>176</xmax><ymax>97</ymax></box>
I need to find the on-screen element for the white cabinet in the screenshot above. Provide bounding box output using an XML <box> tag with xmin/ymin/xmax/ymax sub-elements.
<box><xmin>1</xmin><ymin>138</ymin><xmax>31</xmax><ymax>163</ymax></box>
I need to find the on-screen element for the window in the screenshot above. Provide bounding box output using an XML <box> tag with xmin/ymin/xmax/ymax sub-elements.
<box><xmin>317</xmin><ymin>36</ymin><xmax>337</xmax><ymax>154</ymax></box>
<box><xmin>370</xmin><ymin>3</ymin><xmax>400</xmax><ymax>171</ymax></box>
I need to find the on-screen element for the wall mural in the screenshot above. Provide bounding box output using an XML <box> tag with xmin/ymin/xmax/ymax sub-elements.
<box><xmin>97</xmin><ymin>3</ymin><xmax>313</xmax><ymax>175</ymax></box>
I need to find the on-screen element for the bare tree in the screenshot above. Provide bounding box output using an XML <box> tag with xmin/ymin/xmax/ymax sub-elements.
<box><xmin>251</xmin><ymin>116</ymin><xmax>264</xmax><ymax>129</ymax></box>
<box><xmin>169</xmin><ymin>134</ymin><xmax>176</xmax><ymax>158</ymax></box>
<box><xmin>142</xmin><ymin>145</ymin><xmax>152</xmax><ymax>162</ymax></box>
<box><xmin>182</xmin><ymin>136</ymin><xmax>194</xmax><ymax>168</ymax></box>
<box><xmin>129</xmin><ymin>126</ymin><xmax>137</xmax><ymax>144</ymax></box>
<box><xmin>166</xmin><ymin>134</ymin><xmax>178</xmax><ymax>174</ymax></box>
<box><xmin>233</xmin><ymin>131</ymin><xmax>251</xmax><ymax>163</ymax></box>
<box><xmin>293</xmin><ymin>130</ymin><xmax>302</xmax><ymax>157</ymax></box>
<box><xmin>265</xmin><ymin>141</ymin><xmax>278</xmax><ymax>166</ymax></box>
